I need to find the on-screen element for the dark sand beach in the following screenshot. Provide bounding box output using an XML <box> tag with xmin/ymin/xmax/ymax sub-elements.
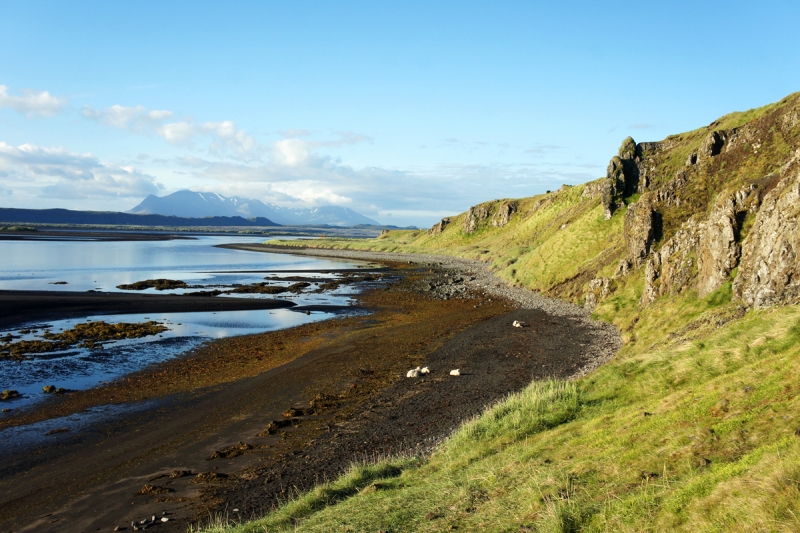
<box><xmin>0</xmin><ymin>251</ymin><xmax>620</xmax><ymax>533</ymax></box>
<box><xmin>0</xmin><ymin>290</ymin><xmax>298</xmax><ymax>330</ymax></box>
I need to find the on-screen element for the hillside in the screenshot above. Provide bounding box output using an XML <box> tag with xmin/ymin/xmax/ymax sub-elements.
<box><xmin>206</xmin><ymin>93</ymin><xmax>800</xmax><ymax>532</ymax></box>
<box><xmin>129</xmin><ymin>190</ymin><xmax>381</xmax><ymax>226</ymax></box>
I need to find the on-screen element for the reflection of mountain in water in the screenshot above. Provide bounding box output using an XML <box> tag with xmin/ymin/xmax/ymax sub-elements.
<box><xmin>129</xmin><ymin>190</ymin><xmax>381</xmax><ymax>226</ymax></box>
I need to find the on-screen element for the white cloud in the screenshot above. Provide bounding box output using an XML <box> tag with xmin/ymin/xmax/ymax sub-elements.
<box><xmin>269</xmin><ymin>131</ymin><xmax>372</xmax><ymax>168</ymax></box>
<box><xmin>273</xmin><ymin>139</ymin><xmax>311</xmax><ymax>167</ymax></box>
<box><xmin>204</xmin><ymin>120</ymin><xmax>258</xmax><ymax>156</ymax></box>
<box><xmin>81</xmin><ymin>104</ymin><xmax>259</xmax><ymax>158</ymax></box>
<box><xmin>80</xmin><ymin>104</ymin><xmax>174</xmax><ymax>132</ymax></box>
<box><xmin>269</xmin><ymin>181</ymin><xmax>352</xmax><ymax>206</ymax></box>
<box><xmin>174</xmin><ymin>141</ymin><xmax>596</xmax><ymax>227</ymax></box>
<box><xmin>158</xmin><ymin>121</ymin><xmax>197</xmax><ymax>144</ymax></box>
<box><xmin>0</xmin><ymin>85</ymin><xmax>67</xmax><ymax>117</ymax></box>
<box><xmin>0</xmin><ymin>141</ymin><xmax>163</xmax><ymax>200</ymax></box>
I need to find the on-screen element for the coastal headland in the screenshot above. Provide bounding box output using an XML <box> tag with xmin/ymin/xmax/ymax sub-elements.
<box><xmin>0</xmin><ymin>247</ymin><xmax>619</xmax><ymax>533</ymax></box>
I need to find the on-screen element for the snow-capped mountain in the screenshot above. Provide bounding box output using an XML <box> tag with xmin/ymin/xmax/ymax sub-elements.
<box><xmin>128</xmin><ymin>190</ymin><xmax>381</xmax><ymax>226</ymax></box>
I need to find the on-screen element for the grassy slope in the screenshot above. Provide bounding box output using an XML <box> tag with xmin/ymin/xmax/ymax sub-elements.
<box><xmin>202</xmin><ymin>95</ymin><xmax>800</xmax><ymax>532</ymax></box>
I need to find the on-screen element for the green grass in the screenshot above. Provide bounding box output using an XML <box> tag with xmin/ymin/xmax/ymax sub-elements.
<box><xmin>273</xmin><ymin>184</ymin><xmax>625</xmax><ymax>301</ymax></box>
<box><xmin>200</xmin><ymin>306</ymin><xmax>800</xmax><ymax>533</ymax></box>
<box><xmin>200</xmin><ymin>93</ymin><xmax>800</xmax><ymax>532</ymax></box>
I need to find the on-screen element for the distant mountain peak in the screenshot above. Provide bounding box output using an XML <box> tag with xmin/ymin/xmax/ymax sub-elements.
<box><xmin>128</xmin><ymin>190</ymin><xmax>380</xmax><ymax>226</ymax></box>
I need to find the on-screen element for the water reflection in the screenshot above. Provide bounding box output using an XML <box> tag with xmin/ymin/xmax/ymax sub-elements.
<box><xmin>0</xmin><ymin>235</ymin><xmax>381</xmax><ymax>411</ymax></box>
<box><xmin>0</xmin><ymin>235</ymin><xmax>376</xmax><ymax>293</ymax></box>
<box><xmin>0</xmin><ymin>308</ymin><xmax>338</xmax><ymax>411</ymax></box>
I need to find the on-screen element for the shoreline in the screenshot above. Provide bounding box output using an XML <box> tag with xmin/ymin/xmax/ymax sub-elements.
<box><xmin>0</xmin><ymin>248</ymin><xmax>621</xmax><ymax>533</ymax></box>
<box><xmin>0</xmin><ymin>290</ymin><xmax>299</xmax><ymax>330</ymax></box>
<box><xmin>220</xmin><ymin>243</ymin><xmax>622</xmax><ymax>378</ymax></box>
<box><xmin>0</xmin><ymin>229</ymin><xmax>195</xmax><ymax>241</ymax></box>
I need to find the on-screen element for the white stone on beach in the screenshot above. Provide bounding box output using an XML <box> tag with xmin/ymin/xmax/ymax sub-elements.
<box><xmin>449</xmin><ymin>369</ymin><xmax>461</xmax><ymax>376</ymax></box>
<box><xmin>420</xmin><ymin>367</ymin><xmax>430</xmax><ymax>374</ymax></box>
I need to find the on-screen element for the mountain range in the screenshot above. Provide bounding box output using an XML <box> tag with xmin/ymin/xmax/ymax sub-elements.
<box><xmin>0</xmin><ymin>208</ymin><xmax>280</xmax><ymax>227</ymax></box>
<box><xmin>128</xmin><ymin>190</ymin><xmax>381</xmax><ymax>226</ymax></box>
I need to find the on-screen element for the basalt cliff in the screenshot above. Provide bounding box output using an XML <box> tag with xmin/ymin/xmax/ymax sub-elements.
<box><xmin>424</xmin><ymin>93</ymin><xmax>800</xmax><ymax>319</ymax></box>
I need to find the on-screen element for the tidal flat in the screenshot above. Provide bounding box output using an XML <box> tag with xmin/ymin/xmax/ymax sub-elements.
<box><xmin>0</xmin><ymin>242</ymin><xmax>619</xmax><ymax>533</ymax></box>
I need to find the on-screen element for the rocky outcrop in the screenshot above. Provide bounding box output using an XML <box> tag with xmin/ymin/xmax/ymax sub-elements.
<box><xmin>657</xmin><ymin>220</ymin><xmax>702</xmax><ymax>298</ymax></box>
<box><xmin>582</xmin><ymin>180</ymin><xmax>605</xmax><ymax>199</ymax></box>
<box><xmin>463</xmin><ymin>205</ymin><xmax>490</xmax><ymax>233</ymax></box>
<box><xmin>698</xmin><ymin>130</ymin><xmax>726</xmax><ymax>161</ymax></box>
<box><xmin>733</xmin><ymin>162</ymin><xmax>800</xmax><ymax>309</ymax></box>
<box><xmin>605</xmin><ymin>96</ymin><xmax>800</xmax><ymax>310</ymax></box>
<box><xmin>640</xmin><ymin>218</ymin><xmax>701</xmax><ymax>307</ymax></box>
<box><xmin>602</xmin><ymin>137</ymin><xmax>641</xmax><ymax>219</ymax></box>
<box><xmin>640</xmin><ymin>182</ymin><xmax>772</xmax><ymax>307</ymax></box>
<box><xmin>650</xmin><ymin>171</ymin><xmax>687</xmax><ymax>208</ymax></box>
<box><xmin>613</xmin><ymin>259</ymin><xmax>631</xmax><ymax>278</ymax></box>
<box><xmin>584</xmin><ymin>278</ymin><xmax>610</xmax><ymax>311</ymax></box>
<box><xmin>624</xmin><ymin>197</ymin><xmax>657</xmax><ymax>268</ymax></box>
<box><xmin>429</xmin><ymin>217</ymin><xmax>451</xmax><ymax>235</ymax></box>
<box><xmin>491</xmin><ymin>202</ymin><xmax>517</xmax><ymax>228</ymax></box>
<box><xmin>696</xmin><ymin>185</ymin><xmax>760</xmax><ymax>296</ymax></box>
<box><xmin>602</xmin><ymin>157</ymin><xmax>624</xmax><ymax>220</ymax></box>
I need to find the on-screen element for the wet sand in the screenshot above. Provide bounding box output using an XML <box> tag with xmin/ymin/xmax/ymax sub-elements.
<box><xmin>0</xmin><ymin>255</ymin><xmax>620</xmax><ymax>533</ymax></box>
<box><xmin>0</xmin><ymin>290</ymin><xmax>298</xmax><ymax>330</ymax></box>
<box><xmin>0</xmin><ymin>229</ymin><xmax>192</xmax><ymax>242</ymax></box>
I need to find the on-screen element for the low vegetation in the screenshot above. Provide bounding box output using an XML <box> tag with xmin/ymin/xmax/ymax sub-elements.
<box><xmin>203</xmin><ymin>94</ymin><xmax>800</xmax><ymax>531</ymax></box>
<box><xmin>0</xmin><ymin>320</ymin><xmax>168</xmax><ymax>359</ymax></box>
<box><xmin>117</xmin><ymin>279</ymin><xmax>189</xmax><ymax>291</ymax></box>
<box><xmin>0</xmin><ymin>226</ymin><xmax>37</xmax><ymax>232</ymax></box>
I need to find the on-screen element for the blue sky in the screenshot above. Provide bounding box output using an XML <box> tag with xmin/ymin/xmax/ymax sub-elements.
<box><xmin>1</xmin><ymin>1</ymin><xmax>798</xmax><ymax>227</ymax></box>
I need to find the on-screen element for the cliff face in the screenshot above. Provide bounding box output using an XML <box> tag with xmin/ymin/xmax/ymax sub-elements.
<box><xmin>733</xmin><ymin>154</ymin><xmax>800</xmax><ymax>308</ymax></box>
<box><xmin>384</xmin><ymin>93</ymin><xmax>800</xmax><ymax>317</ymax></box>
<box><xmin>590</xmin><ymin>94</ymin><xmax>800</xmax><ymax>312</ymax></box>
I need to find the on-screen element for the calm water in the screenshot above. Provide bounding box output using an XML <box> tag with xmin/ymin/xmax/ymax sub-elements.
<box><xmin>0</xmin><ymin>234</ymin><xmax>379</xmax><ymax>411</ymax></box>
<box><xmin>0</xmin><ymin>234</ymin><xmax>371</xmax><ymax>294</ymax></box>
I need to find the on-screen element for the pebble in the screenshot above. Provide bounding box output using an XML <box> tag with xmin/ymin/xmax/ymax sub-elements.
<box><xmin>161</xmin><ymin>517</ymin><xmax>169</xmax><ymax>522</ymax></box>
<box><xmin>449</xmin><ymin>369</ymin><xmax>461</xmax><ymax>376</ymax></box>
<box><xmin>264</xmin><ymin>248</ymin><xmax>622</xmax><ymax>379</ymax></box>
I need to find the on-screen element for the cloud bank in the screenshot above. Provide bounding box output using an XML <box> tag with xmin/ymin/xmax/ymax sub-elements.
<box><xmin>0</xmin><ymin>142</ymin><xmax>163</xmax><ymax>200</ymax></box>
<box><xmin>0</xmin><ymin>85</ymin><xmax>598</xmax><ymax>225</ymax></box>
<box><xmin>0</xmin><ymin>85</ymin><xmax>67</xmax><ymax>117</ymax></box>
<box><xmin>81</xmin><ymin>104</ymin><xmax>259</xmax><ymax>159</ymax></box>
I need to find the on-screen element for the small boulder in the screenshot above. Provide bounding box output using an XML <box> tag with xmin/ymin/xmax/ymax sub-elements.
<box><xmin>449</xmin><ymin>369</ymin><xmax>461</xmax><ymax>376</ymax></box>
<box><xmin>137</xmin><ymin>484</ymin><xmax>173</xmax><ymax>496</ymax></box>
<box><xmin>257</xmin><ymin>419</ymin><xmax>292</xmax><ymax>436</ymax></box>
<box><xmin>42</xmin><ymin>385</ymin><xmax>56</xmax><ymax>394</ymax></box>
<box><xmin>0</xmin><ymin>389</ymin><xmax>20</xmax><ymax>401</ymax></box>
<box><xmin>429</xmin><ymin>217</ymin><xmax>451</xmax><ymax>235</ymax></box>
